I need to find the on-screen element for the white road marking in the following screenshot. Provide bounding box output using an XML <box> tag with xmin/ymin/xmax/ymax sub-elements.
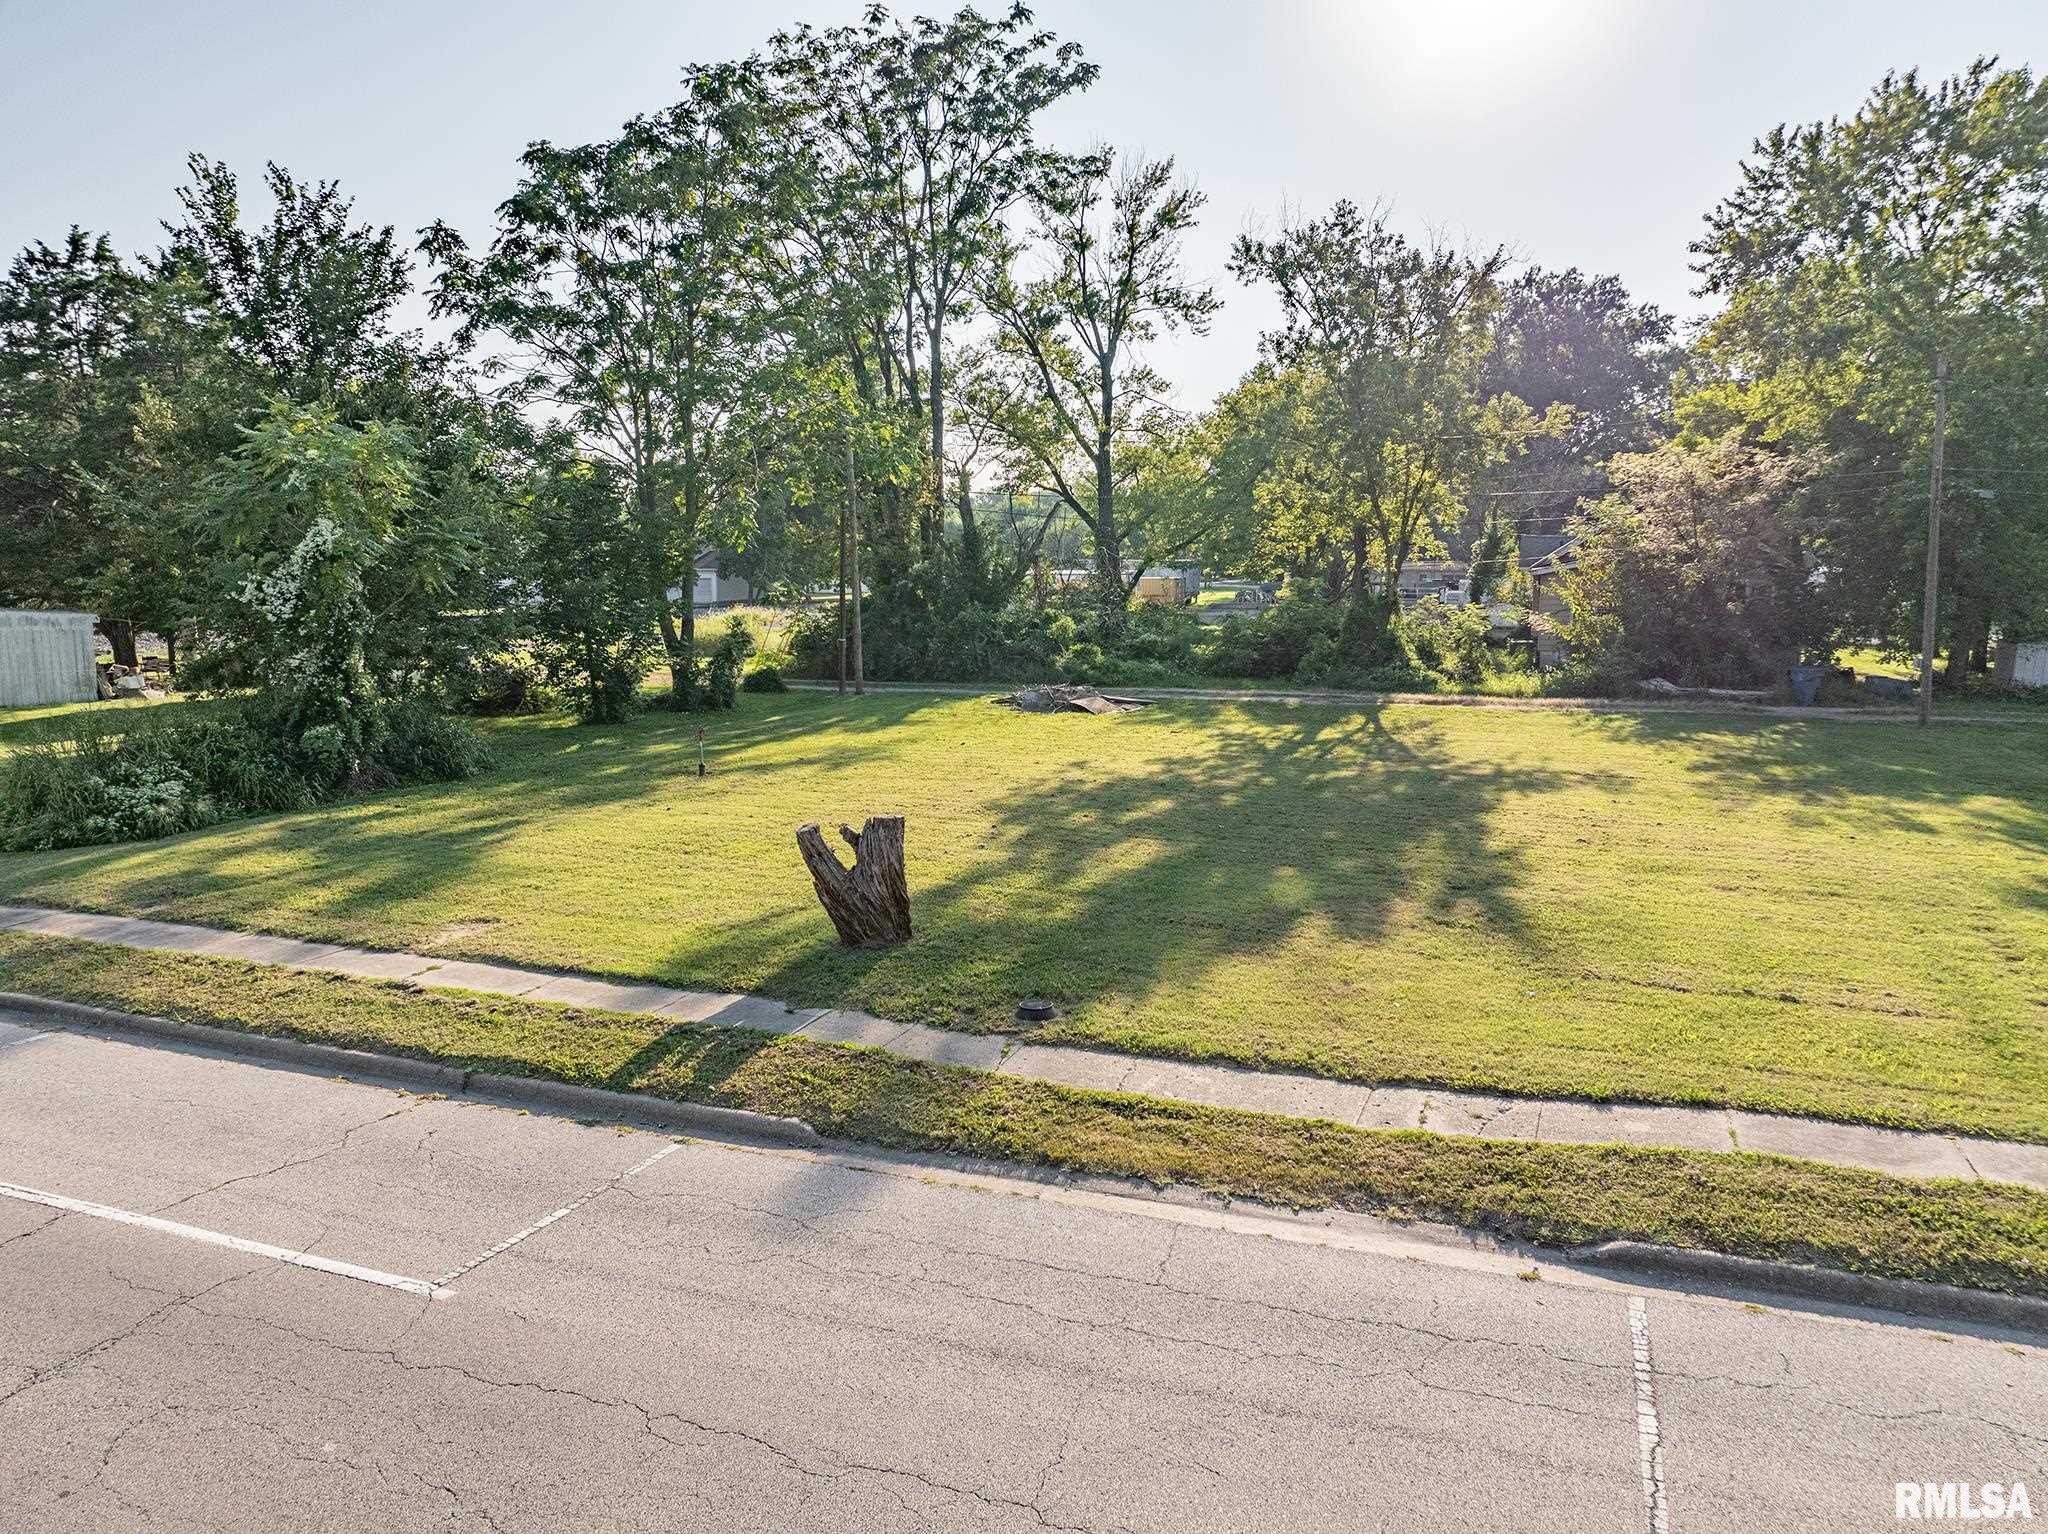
<box><xmin>1628</xmin><ymin>1296</ymin><xmax>1671</xmax><ymax>1534</ymax></box>
<box><xmin>434</xmin><ymin>1139</ymin><xmax>683</xmax><ymax>1286</ymax></box>
<box><xmin>0</xmin><ymin>1181</ymin><xmax>452</xmax><ymax>1299</ymax></box>
<box><xmin>0</xmin><ymin>1020</ymin><xmax>52</xmax><ymax>1052</ymax></box>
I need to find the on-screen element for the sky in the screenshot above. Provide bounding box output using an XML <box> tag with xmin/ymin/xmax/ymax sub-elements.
<box><xmin>3</xmin><ymin>0</ymin><xmax>2046</xmax><ymax>408</ymax></box>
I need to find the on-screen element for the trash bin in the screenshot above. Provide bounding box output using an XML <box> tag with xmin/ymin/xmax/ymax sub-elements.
<box><xmin>1786</xmin><ymin>664</ymin><xmax>1827</xmax><ymax>705</ymax></box>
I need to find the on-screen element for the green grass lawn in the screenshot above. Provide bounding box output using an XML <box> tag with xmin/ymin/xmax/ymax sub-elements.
<box><xmin>3</xmin><ymin>690</ymin><xmax>2044</xmax><ymax>1139</ymax></box>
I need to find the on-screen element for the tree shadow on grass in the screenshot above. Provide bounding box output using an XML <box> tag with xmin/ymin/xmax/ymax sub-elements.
<box><xmin>0</xmin><ymin>690</ymin><xmax>960</xmax><ymax>944</ymax></box>
<box><xmin>1584</xmin><ymin>712</ymin><xmax>2048</xmax><ymax>858</ymax></box>
<box><xmin>658</xmin><ymin>701</ymin><xmax>1631</xmax><ymax>1045</ymax></box>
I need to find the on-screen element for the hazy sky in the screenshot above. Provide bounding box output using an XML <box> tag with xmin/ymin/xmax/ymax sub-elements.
<box><xmin>4</xmin><ymin>1</ymin><xmax>2045</xmax><ymax>406</ymax></box>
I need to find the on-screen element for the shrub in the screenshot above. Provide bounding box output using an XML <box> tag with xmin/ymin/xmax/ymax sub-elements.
<box><xmin>442</xmin><ymin>650</ymin><xmax>555</xmax><ymax>716</ymax></box>
<box><xmin>785</xmin><ymin>596</ymin><xmax>1062</xmax><ymax>683</ymax></box>
<box><xmin>0</xmin><ymin>698</ymin><xmax>486</xmax><ymax>853</ymax></box>
<box><xmin>1198</xmin><ymin>596</ymin><xmax>1344</xmax><ymax>678</ymax></box>
<box><xmin>373</xmin><ymin>698</ymin><xmax>494</xmax><ymax>783</ymax></box>
<box><xmin>699</xmin><ymin>623</ymin><xmax>754</xmax><ymax>710</ymax></box>
<box><xmin>1402</xmin><ymin>599</ymin><xmax>1497</xmax><ymax>686</ymax></box>
<box><xmin>741</xmin><ymin>662</ymin><xmax>789</xmax><ymax>693</ymax></box>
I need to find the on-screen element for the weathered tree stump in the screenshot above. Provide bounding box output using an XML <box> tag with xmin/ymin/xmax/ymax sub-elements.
<box><xmin>796</xmin><ymin>815</ymin><xmax>911</xmax><ymax>946</ymax></box>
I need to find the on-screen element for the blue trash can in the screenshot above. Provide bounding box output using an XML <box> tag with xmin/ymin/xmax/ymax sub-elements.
<box><xmin>1787</xmin><ymin>664</ymin><xmax>1827</xmax><ymax>705</ymax></box>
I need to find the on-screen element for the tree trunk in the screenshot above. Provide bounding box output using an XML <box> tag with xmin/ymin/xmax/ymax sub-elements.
<box><xmin>99</xmin><ymin>619</ymin><xmax>138</xmax><ymax>670</ymax></box>
<box><xmin>796</xmin><ymin>816</ymin><xmax>910</xmax><ymax>946</ymax></box>
<box><xmin>836</xmin><ymin>495</ymin><xmax>849</xmax><ymax>696</ymax></box>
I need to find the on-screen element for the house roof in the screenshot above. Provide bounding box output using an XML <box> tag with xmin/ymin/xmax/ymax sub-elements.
<box><xmin>1524</xmin><ymin>537</ymin><xmax>1581</xmax><ymax>577</ymax></box>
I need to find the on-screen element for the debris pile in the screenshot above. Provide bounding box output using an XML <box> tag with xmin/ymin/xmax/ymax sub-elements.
<box><xmin>999</xmin><ymin>684</ymin><xmax>1147</xmax><ymax>715</ymax></box>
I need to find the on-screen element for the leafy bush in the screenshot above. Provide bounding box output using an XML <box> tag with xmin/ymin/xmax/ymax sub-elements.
<box><xmin>741</xmin><ymin>662</ymin><xmax>789</xmax><ymax>693</ymax></box>
<box><xmin>1401</xmin><ymin>599</ymin><xmax>1497</xmax><ymax>686</ymax></box>
<box><xmin>373</xmin><ymin>698</ymin><xmax>495</xmax><ymax>783</ymax></box>
<box><xmin>698</xmin><ymin>623</ymin><xmax>754</xmax><ymax>710</ymax></box>
<box><xmin>442</xmin><ymin>650</ymin><xmax>555</xmax><ymax>716</ymax></box>
<box><xmin>785</xmin><ymin>597</ymin><xmax>1063</xmax><ymax>683</ymax></box>
<box><xmin>1198</xmin><ymin>596</ymin><xmax>1344</xmax><ymax>678</ymax></box>
<box><xmin>0</xmin><ymin>699</ymin><xmax>488</xmax><ymax>852</ymax></box>
<box><xmin>1294</xmin><ymin>635</ymin><xmax>1437</xmax><ymax>692</ymax></box>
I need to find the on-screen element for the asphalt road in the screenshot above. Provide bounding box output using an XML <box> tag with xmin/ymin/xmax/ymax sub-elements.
<box><xmin>0</xmin><ymin>1009</ymin><xmax>2039</xmax><ymax>1532</ymax></box>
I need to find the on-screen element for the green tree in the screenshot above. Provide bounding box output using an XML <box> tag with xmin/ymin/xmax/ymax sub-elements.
<box><xmin>972</xmin><ymin>152</ymin><xmax>1220</xmax><ymax>624</ymax></box>
<box><xmin>194</xmin><ymin>400</ymin><xmax>481</xmax><ymax>765</ymax></box>
<box><xmin>1690</xmin><ymin>58</ymin><xmax>2048</xmax><ymax>678</ymax></box>
<box><xmin>424</xmin><ymin>66</ymin><xmax>777</xmax><ymax>706</ymax></box>
<box><xmin>520</xmin><ymin>458</ymin><xmax>660</xmax><ymax>723</ymax></box>
<box><xmin>1230</xmin><ymin>203</ymin><xmax>1551</xmax><ymax>655</ymax></box>
<box><xmin>1559</xmin><ymin>438</ymin><xmax>1825</xmax><ymax>688</ymax></box>
<box><xmin>1479</xmin><ymin>266</ymin><xmax>1676</xmax><ymax>545</ymax></box>
<box><xmin>0</xmin><ymin>230</ymin><xmax>147</xmax><ymax>621</ymax></box>
<box><xmin>0</xmin><ymin>229</ymin><xmax>242</xmax><ymax>664</ymax></box>
<box><xmin>766</xmin><ymin>4</ymin><xmax>1097</xmax><ymax>559</ymax></box>
<box><xmin>162</xmin><ymin>156</ymin><xmax>412</xmax><ymax>400</ymax></box>
<box><xmin>1465</xmin><ymin>508</ymin><xmax>1520</xmax><ymax>605</ymax></box>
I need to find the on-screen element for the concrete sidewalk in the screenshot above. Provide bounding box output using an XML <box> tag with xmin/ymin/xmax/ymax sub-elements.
<box><xmin>4</xmin><ymin>900</ymin><xmax>2045</xmax><ymax>1192</ymax></box>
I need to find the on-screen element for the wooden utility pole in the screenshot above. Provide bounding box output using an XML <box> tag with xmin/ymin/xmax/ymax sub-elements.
<box><xmin>1917</xmin><ymin>353</ymin><xmax>1948</xmax><ymax>728</ymax></box>
<box><xmin>847</xmin><ymin>433</ymin><xmax>864</xmax><ymax>696</ymax></box>
<box><xmin>836</xmin><ymin>483</ymin><xmax>848</xmax><ymax>696</ymax></box>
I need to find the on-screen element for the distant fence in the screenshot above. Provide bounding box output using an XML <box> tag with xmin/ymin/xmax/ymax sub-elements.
<box><xmin>0</xmin><ymin>609</ymin><xmax>98</xmax><ymax>707</ymax></box>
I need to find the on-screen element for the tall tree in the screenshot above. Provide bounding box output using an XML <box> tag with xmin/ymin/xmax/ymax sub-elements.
<box><xmin>1559</xmin><ymin>438</ymin><xmax>1826</xmax><ymax>688</ymax></box>
<box><xmin>972</xmin><ymin>152</ymin><xmax>1220</xmax><ymax>624</ymax></box>
<box><xmin>161</xmin><ymin>156</ymin><xmax>412</xmax><ymax>399</ymax></box>
<box><xmin>0</xmin><ymin>229</ymin><xmax>233</xmax><ymax>661</ymax></box>
<box><xmin>423</xmin><ymin>64</ymin><xmax>777</xmax><ymax>704</ymax></box>
<box><xmin>1689</xmin><ymin>58</ymin><xmax>2048</xmax><ymax>676</ymax></box>
<box><xmin>765</xmin><ymin>4</ymin><xmax>1096</xmax><ymax>559</ymax></box>
<box><xmin>1479</xmin><ymin>267</ymin><xmax>1675</xmax><ymax>541</ymax></box>
<box><xmin>1231</xmin><ymin>201</ymin><xmax>1547</xmax><ymax>654</ymax></box>
<box><xmin>0</xmin><ymin>230</ymin><xmax>146</xmax><ymax>615</ymax></box>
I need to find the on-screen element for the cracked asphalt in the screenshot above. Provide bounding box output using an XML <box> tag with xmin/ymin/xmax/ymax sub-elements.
<box><xmin>0</xmin><ymin>1010</ymin><xmax>2040</xmax><ymax>1532</ymax></box>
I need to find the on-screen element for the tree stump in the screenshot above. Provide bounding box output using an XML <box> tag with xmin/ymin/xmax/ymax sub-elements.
<box><xmin>796</xmin><ymin>816</ymin><xmax>911</xmax><ymax>946</ymax></box>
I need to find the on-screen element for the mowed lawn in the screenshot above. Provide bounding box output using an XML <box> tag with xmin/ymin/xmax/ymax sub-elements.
<box><xmin>3</xmin><ymin>691</ymin><xmax>2045</xmax><ymax>1139</ymax></box>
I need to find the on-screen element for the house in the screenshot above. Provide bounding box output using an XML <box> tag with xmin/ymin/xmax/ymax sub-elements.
<box><xmin>1365</xmin><ymin>560</ymin><xmax>1469</xmax><ymax>608</ymax></box>
<box><xmin>0</xmin><ymin>608</ymin><xmax>99</xmax><ymax>707</ymax></box>
<box><xmin>1993</xmin><ymin>637</ymin><xmax>2048</xmax><ymax>688</ymax></box>
<box><xmin>690</xmin><ymin>551</ymin><xmax>752</xmax><ymax>608</ymax></box>
<box><xmin>1524</xmin><ymin>539</ymin><xmax>1579</xmax><ymax>670</ymax></box>
<box><xmin>1516</xmin><ymin>530</ymin><xmax>1572</xmax><ymax>569</ymax></box>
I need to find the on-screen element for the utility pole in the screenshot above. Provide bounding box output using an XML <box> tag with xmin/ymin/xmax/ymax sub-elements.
<box><xmin>836</xmin><ymin>474</ymin><xmax>848</xmax><ymax>696</ymax></box>
<box><xmin>847</xmin><ymin>433</ymin><xmax>864</xmax><ymax>696</ymax></box>
<box><xmin>1917</xmin><ymin>352</ymin><xmax>1948</xmax><ymax>728</ymax></box>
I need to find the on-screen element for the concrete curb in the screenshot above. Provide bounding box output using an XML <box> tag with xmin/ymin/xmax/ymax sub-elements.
<box><xmin>1575</xmin><ymin>1239</ymin><xmax>2048</xmax><ymax>1334</ymax></box>
<box><xmin>6</xmin><ymin>988</ymin><xmax>2042</xmax><ymax>1329</ymax></box>
<box><xmin>0</xmin><ymin>990</ymin><xmax>823</xmax><ymax>1150</ymax></box>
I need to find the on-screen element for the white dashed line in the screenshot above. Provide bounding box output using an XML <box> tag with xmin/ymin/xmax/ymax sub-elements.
<box><xmin>1628</xmin><ymin>1296</ymin><xmax>1671</xmax><ymax>1533</ymax></box>
<box><xmin>0</xmin><ymin>1181</ymin><xmax>452</xmax><ymax>1299</ymax></box>
<box><xmin>434</xmin><ymin>1140</ymin><xmax>683</xmax><ymax>1286</ymax></box>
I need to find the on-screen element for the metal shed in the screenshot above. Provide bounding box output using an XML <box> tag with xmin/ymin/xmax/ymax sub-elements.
<box><xmin>0</xmin><ymin>609</ymin><xmax>100</xmax><ymax>707</ymax></box>
<box><xmin>1993</xmin><ymin>637</ymin><xmax>2048</xmax><ymax>689</ymax></box>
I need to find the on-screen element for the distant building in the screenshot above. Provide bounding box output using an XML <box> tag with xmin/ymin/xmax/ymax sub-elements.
<box><xmin>1133</xmin><ymin>566</ymin><xmax>1201</xmax><ymax>605</ymax></box>
<box><xmin>1524</xmin><ymin>540</ymin><xmax>1580</xmax><ymax>670</ymax></box>
<box><xmin>691</xmin><ymin>550</ymin><xmax>752</xmax><ymax>608</ymax></box>
<box><xmin>1365</xmin><ymin>561</ymin><xmax>1469</xmax><ymax>607</ymax></box>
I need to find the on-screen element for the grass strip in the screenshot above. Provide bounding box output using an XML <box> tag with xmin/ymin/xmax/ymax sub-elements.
<box><xmin>5</xmin><ymin>929</ymin><xmax>2046</xmax><ymax>1297</ymax></box>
